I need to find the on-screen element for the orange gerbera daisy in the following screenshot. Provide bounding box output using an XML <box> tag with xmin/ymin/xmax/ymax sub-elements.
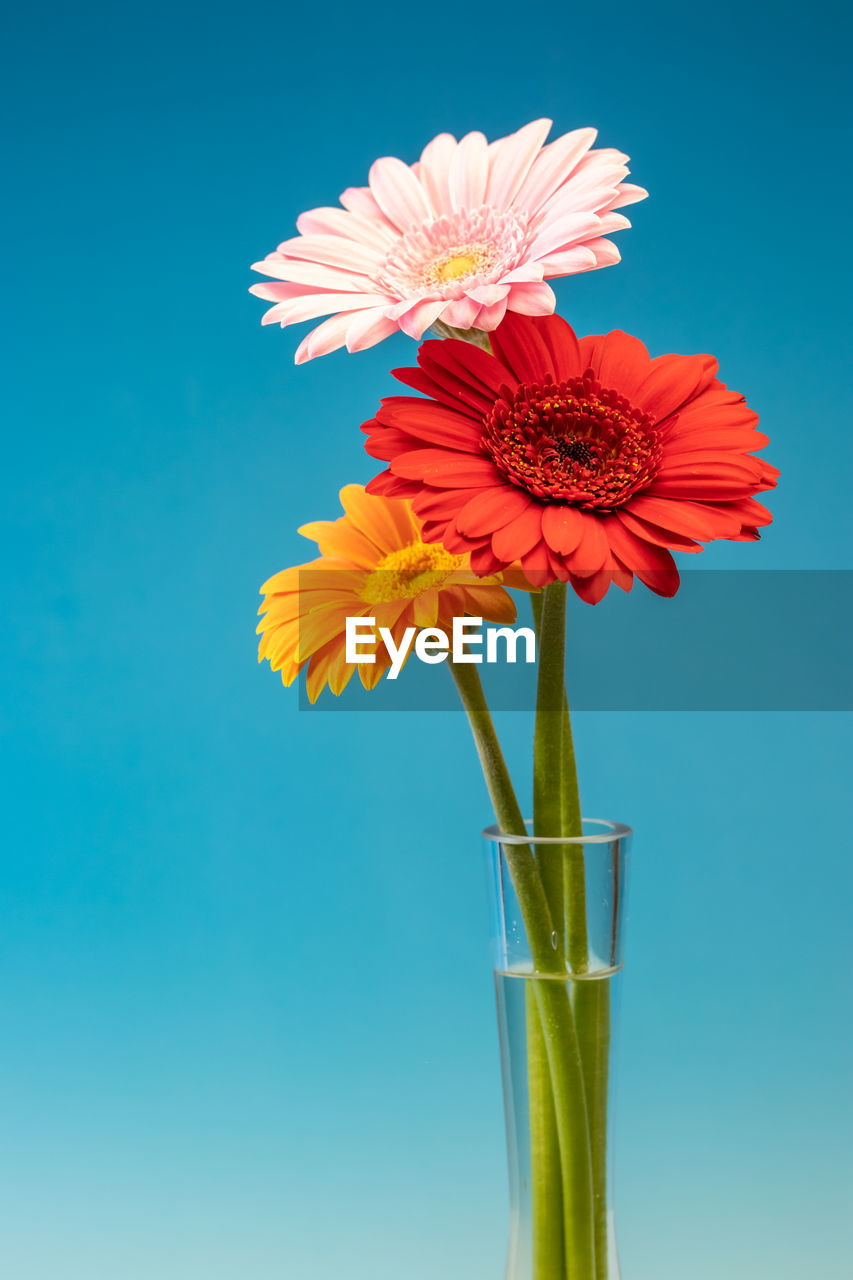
<box><xmin>258</xmin><ymin>484</ymin><xmax>519</xmax><ymax>702</ymax></box>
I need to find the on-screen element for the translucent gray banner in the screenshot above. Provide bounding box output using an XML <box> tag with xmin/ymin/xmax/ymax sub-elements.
<box><xmin>293</xmin><ymin>571</ymin><xmax>852</xmax><ymax>711</ymax></box>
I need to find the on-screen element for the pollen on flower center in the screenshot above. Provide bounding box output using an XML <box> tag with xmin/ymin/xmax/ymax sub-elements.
<box><xmin>360</xmin><ymin>541</ymin><xmax>467</xmax><ymax>603</ymax></box>
<box><xmin>482</xmin><ymin>371</ymin><xmax>663</xmax><ymax>509</ymax></box>
<box><xmin>378</xmin><ymin>205</ymin><xmax>530</xmax><ymax>300</ymax></box>
<box><xmin>434</xmin><ymin>250</ymin><xmax>487</xmax><ymax>283</ymax></box>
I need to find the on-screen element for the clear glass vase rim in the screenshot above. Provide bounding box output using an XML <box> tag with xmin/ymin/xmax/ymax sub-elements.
<box><xmin>482</xmin><ymin>816</ymin><xmax>632</xmax><ymax>845</ymax></box>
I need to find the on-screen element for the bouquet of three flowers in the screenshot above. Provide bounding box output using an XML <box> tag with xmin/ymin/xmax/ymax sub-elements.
<box><xmin>251</xmin><ymin>120</ymin><xmax>776</xmax><ymax>1280</ymax></box>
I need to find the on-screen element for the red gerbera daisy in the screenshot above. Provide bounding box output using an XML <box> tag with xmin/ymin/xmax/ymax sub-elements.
<box><xmin>362</xmin><ymin>312</ymin><xmax>778</xmax><ymax>601</ymax></box>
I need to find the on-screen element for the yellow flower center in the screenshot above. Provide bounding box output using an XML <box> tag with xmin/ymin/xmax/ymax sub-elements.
<box><xmin>435</xmin><ymin>251</ymin><xmax>482</xmax><ymax>282</ymax></box>
<box><xmin>360</xmin><ymin>541</ymin><xmax>467</xmax><ymax>603</ymax></box>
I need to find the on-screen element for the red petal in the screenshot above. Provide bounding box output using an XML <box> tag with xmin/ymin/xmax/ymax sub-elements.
<box><xmin>489</xmin><ymin>311</ymin><xmax>555</xmax><ymax>382</ymax></box>
<box><xmin>633</xmin><ymin>353</ymin><xmax>718</xmax><ymax>423</ymax></box>
<box><xmin>663</xmin><ymin>428</ymin><xmax>769</xmax><ymax>454</ymax></box>
<box><xmin>519</xmin><ymin>540</ymin><xmax>556</xmax><ymax>587</ymax></box>
<box><xmin>419</xmin><ymin>520</ymin><xmax>474</xmax><ymax>552</ymax></box>
<box><xmin>529</xmin><ymin>314</ymin><xmax>585</xmax><ymax>381</ymax></box>
<box><xmin>390</xmin><ymin>450</ymin><xmax>500</xmax><ymax>487</ymax></box>
<box><xmin>566</xmin><ymin>514</ymin><xmax>609</xmax><ymax>576</ymax></box>
<box><xmin>577</xmin><ymin>334</ymin><xmax>608</xmax><ymax>373</ymax></box>
<box><xmin>545</xmin><ymin>544</ymin><xmax>572</xmax><ymax>582</ymax></box>
<box><xmin>414</xmin><ymin>486</ymin><xmax>485</xmax><ymax>520</ymax></box>
<box><xmin>456</xmin><ymin>486</ymin><xmax>533</xmax><ymax>536</ymax></box>
<box><xmin>392</xmin><ymin>364</ymin><xmax>484</xmax><ymax>421</ymax></box>
<box><xmin>471</xmin><ymin>543</ymin><xmax>502</xmax><ymax>576</ymax></box>
<box><xmin>417</xmin><ymin>343</ymin><xmax>499</xmax><ymax>415</ymax></box>
<box><xmin>363</xmin><ymin>424</ymin><xmax>420</xmax><ymax>461</ymax></box>
<box><xmin>492</xmin><ymin>506</ymin><xmax>544</xmax><ymax>561</ymax></box>
<box><xmin>591</xmin><ymin>330</ymin><xmax>653</xmax><ymax>402</ymax></box>
<box><xmin>644</xmin><ymin>476</ymin><xmax>760</xmax><ymax>499</ymax></box>
<box><xmin>569</xmin><ymin>568</ymin><xmax>613</xmax><ymax>604</ymax></box>
<box><xmin>719</xmin><ymin>497</ymin><xmax>774</xmax><ymax>527</ymax></box>
<box><xmin>673</xmin><ymin>385</ymin><xmax>757</xmax><ymax>428</ymax></box>
<box><xmin>366</xmin><ymin>470</ymin><xmax>415</xmax><ymax>498</ymax></box>
<box><xmin>617</xmin><ymin>509</ymin><xmax>703</xmax><ymax>552</ymax></box>
<box><xmin>601</xmin><ymin>519</ymin><xmax>680</xmax><ymax>595</ymax></box>
<box><xmin>610</xmin><ymin>560</ymin><xmax>634</xmax><ymax>592</ymax></box>
<box><xmin>431</xmin><ymin>338</ymin><xmax>518</xmax><ymax>397</ymax></box>
<box><xmin>376</xmin><ymin>398</ymin><xmax>484</xmax><ymax>452</ymax></box>
<box><xmin>626</xmin><ymin>494</ymin><xmax>738</xmax><ymax>540</ymax></box>
<box><xmin>656</xmin><ymin>455</ymin><xmax>767</xmax><ymax>481</ymax></box>
<box><xmin>541</xmin><ymin>504</ymin><xmax>585</xmax><ymax>555</ymax></box>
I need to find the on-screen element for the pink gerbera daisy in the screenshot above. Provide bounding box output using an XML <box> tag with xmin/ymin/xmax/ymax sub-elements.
<box><xmin>250</xmin><ymin>120</ymin><xmax>647</xmax><ymax>363</ymax></box>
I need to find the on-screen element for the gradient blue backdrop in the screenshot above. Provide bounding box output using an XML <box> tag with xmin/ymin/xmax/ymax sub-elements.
<box><xmin>2</xmin><ymin>1</ymin><xmax>851</xmax><ymax>1276</ymax></box>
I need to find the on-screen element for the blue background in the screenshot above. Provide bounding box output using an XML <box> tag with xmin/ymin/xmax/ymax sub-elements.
<box><xmin>2</xmin><ymin>1</ymin><xmax>851</xmax><ymax>1276</ymax></box>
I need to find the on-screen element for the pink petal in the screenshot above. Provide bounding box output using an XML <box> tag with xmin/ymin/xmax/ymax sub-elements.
<box><xmin>259</xmin><ymin>302</ymin><xmax>291</xmax><ymax>326</ymax></box>
<box><xmin>388</xmin><ymin>296</ymin><xmax>422</xmax><ymax>321</ymax></box>
<box><xmin>397</xmin><ymin>298</ymin><xmax>448</xmax><ymax>339</ymax></box>
<box><xmin>597</xmin><ymin>211</ymin><xmax>632</xmax><ymax>235</ymax></box>
<box><xmin>339</xmin><ymin>185</ymin><xmax>397</xmax><ymax>229</ymax></box>
<box><xmin>441</xmin><ymin>295</ymin><xmax>482</xmax><ymax>329</ymax></box>
<box><xmin>368</xmin><ymin>156</ymin><xmax>432</xmax><ymax>231</ymax></box>
<box><xmin>262</xmin><ymin>291</ymin><xmax>393</xmax><ymax>326</ymax></box>
<box><xmin>449</xmin><ymin>131</ymin><xmax>489</xmax><ymax>210</ymax></box>
<box><xmin>528</xmin><ymin>212</ymin><xmax>602</xmax><ymax>259</ymax></box>
<box><xmin>295</xmin><ymin>206</ymin><xmax>396</xmax><ymax>252</ymax></box>
<box><xmin>485</xmin><ymin>118</ymin><xmax>552</xmax><ymax>208</ymax></box>
<box><xmin>514</xmin><ymin>127</ymin><xmax>597</xmax><ymax>214</ymax></box>
<box><xmin>466</xmin><ymin>283</ymin><xmax>511</xmax><ymax>306</ymax></box>
<box><xmin>252</xmin><ymin>256</ymin><xmax>373</xmax><ymax>292</ymax></box>
<box><xmin>506</xmin><ymin>281</ymin><xmax>557</xmax><ymax>315</ymax></box>
<box><xmin>538</xmin><ymin>246</ymin><xmax>599</xmax><ymax>275</ymax></box>
<box><xmin>570</xmin><ymin>149</ymin><xmax>629</xmax><ymax>178</ymax></box>
<box><xmin>275</xmin><ymin>233</ymin><xmax>383</xmax><ymax>273</ymax></box>
<box><xmin>540</xmin><ymin>170</ymin><xmax>627</xmax><ymax>218</ymax></box>
<box><xmin>475</xmin><ymin>297</ymin><xmax>509</xmax><ymax>330</ymax></box>
<box><xmin>498</xmin><ymin>262</ymin><xmax>546</xmax><ymax>285</ymax></box>
<box><xmin>345</xmin><ymin>309</ymin><xmax>399</xmax><ymax>352</ymax></box>
<box><xmin>610</xmin><ymin>183</ymin><xmax>649</xmax><ymax>210</ymax></box>
<box><xmin>585</xmin><ymin>238</ymin><xmax>622</xmax><ymax>268</ymax></box>
<box><xmin>250</xmin><ymin>280</ymin><xmax>325</xmax><ymax>302</ymax></box>
<box><xmin>294</xmin><ymin>313</ymin><xmax>355</xmax><ymax>363</ymax></box>
<box><xmin>417</xmin><ymin>132</ymin><xmax>457</xmax><ymax>216</ymax></box>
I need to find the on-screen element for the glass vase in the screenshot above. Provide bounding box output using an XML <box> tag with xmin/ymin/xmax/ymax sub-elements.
<box><xmin>483</xmin><ymin>818</ymin><xmax>632</xmax><ymax>1280</ymax></box>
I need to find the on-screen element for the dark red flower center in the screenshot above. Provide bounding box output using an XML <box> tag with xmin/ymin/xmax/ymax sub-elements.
<box><xmin>482</xmin><ymin>370</ymin><xmax>663</xmax><ymax>509</ymax></box>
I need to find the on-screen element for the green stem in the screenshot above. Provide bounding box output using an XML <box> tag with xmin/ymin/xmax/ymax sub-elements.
<box><xmin>443</xmin><ymin>324</ymin><xmax>606</xmax><ymax>1274</ymax></box>
<box><xmin>449</xmin><ymin>660</ymin><xmax>597</xmax><ymax>1277</ymax></box>
<box><xmin>533</xmin><ymin>585</ymin><xmax>568</xmax><ymax>972</ymax></box>
<box><xmin>526</xmin><ymin>993</ymin><xmax>565</xmax><ymax>1277</ymax></box>
<box><xmin>533</xmin><ymin>588</ymin><xmax>587</xmax><ymax>966</ymax></box>
<box><xmin>534</xmin><ymin>976</ymin><xmax>596</xmax><ymax>1279</ymax></box>
<box><xmin>527</xmin><ymin>591</ymin><xmax>567</xmax><ymax>1276</ymax></box>
<box><xmin>560</xmin><ymin>678</ymin><xmax>582</xmax><ymax>837</ymax></box>
<box><xmin>533</xmin><ymin>582</ymin><xmax>568</xmax><ymax>843</ymax></box>
<box><xmin>573</xmin><ymin>978</ymin><xmax>612</xmax><ymax>1279</ymax></box>
<box><xmin>531</xmin><ymin>583</ymin><xmax>599</xmax><ymax>1277</ymax></box>
<box><xmin>540</xmin><ymin>591</ymin><xmax>608</xmax><ymax>1280</ymax></box>
<box><xmin>447</xmin><ymin>660</ymin><xmax>557</xmax><ymax>973</ymax></box>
